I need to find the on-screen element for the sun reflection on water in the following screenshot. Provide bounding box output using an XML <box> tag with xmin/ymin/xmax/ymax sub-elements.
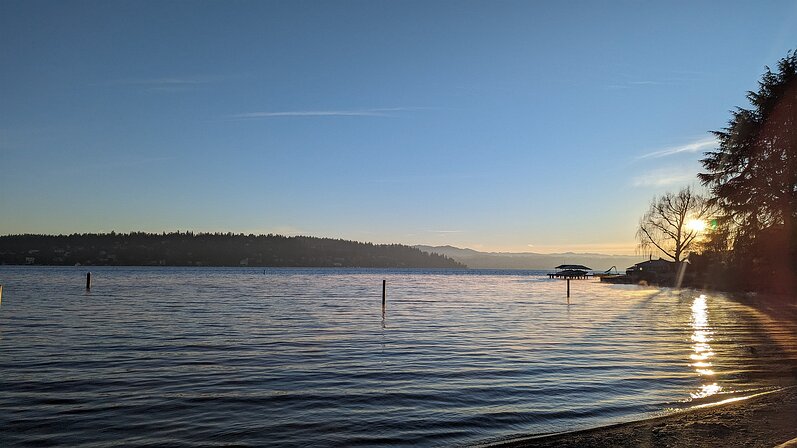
<box><xmin>689</xmin><ymin>294</ymin><xmax>722</xmax><ymax>398</ymax></box>
<box><xmin>691</xmin><ymin>383</ymin><xmax>722</xmax><ymax>399</ymax></box>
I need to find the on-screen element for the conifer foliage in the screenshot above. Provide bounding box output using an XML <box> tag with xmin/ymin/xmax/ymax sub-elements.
<box><xmin>700</xmin><ymin>51</ymin><xmax>797</xmax><ymax>241</ymax></box>
<box><xmin>698</xmin><ymin>51</ymin><xmax>797</xmax><ymax>292</ymax></box>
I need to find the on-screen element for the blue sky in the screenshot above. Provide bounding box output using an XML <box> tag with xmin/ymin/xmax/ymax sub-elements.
<box><xmin>2</xmin><ymin>1</ymin><xmax>797</xmax><ymax>254</ymax></box>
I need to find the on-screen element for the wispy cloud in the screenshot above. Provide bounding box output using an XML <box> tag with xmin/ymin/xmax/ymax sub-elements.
<box><xmin>607</xmin><ymin>80</ymin><xmax>667</xmax><ymax>90</ymax></box>
<box><xmin>120</xmin><ymin>78</ymin><xmax>203</xmax><ymax>86</ymax></box>
<box><xmin>632</xmin><ymin>167</ymin><xmax>696</xmax><ymax>187</ymax></box>
<box><xmin>117</xmin><ymin>156</ymin><xmax>176</xmax><ymax>167</ymax></box>
<box><xmin>605</xmin><ymin>68</ymin><xmax>706</xmax><ymax>90</ymax></box>
<box><xmin>231</xmin><ymin>107</ymin><xmax>412</xmax><ymax>119</ymax></box>
<box><xmin>628</xmin><ymin>80</ymin><xmax>663</xmax><ymax>86</ymax></box>
<box><xmin>637</xmin><ymin>137</ymin><xmax>717</xmax><ymax>159</ymax></box>
<box><xmin>100</xmin><ymin>76</ymin><xmax>221</xmax><ymax>92</ymax></box>
<box><xmin>426</xmin><ymin>230</ymin><xmax>464</xmax><ymax>234</ymax></box>
<box><xmin>88</xmin><ymin>156</ymin><xmax>176</xmax><ymax>171</ymax></box>
<box><xmin>369</xmin><ymin>172</ymin><xmax>486</xmax><ymax>184</ymax></box>
<box><xmin>105</xmin><ymin>76</ymin><xmax>217</xmax><ymax>86</ymax></box>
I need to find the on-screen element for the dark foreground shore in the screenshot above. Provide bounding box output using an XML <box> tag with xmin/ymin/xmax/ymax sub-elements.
<box><xmin>476</xmin><ymin>386</ymin><xmax>797</xmax><ymax>448</ymax></box>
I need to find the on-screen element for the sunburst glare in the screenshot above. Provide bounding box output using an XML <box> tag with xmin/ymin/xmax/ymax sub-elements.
<box><xmin>686</xmin><ymin>219</ymin><xmax>707</xmax><ymax>233</ymax></box>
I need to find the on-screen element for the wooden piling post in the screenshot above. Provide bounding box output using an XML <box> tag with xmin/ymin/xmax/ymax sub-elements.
<box><xmin>0</xmin><ymin>284</ymin><xmax>3</xmax><ymax>305</ymax></box>
<box><xmin>382</xmin><ymin>280</ymin><xmax>386</xmax><ymax>311</ymax></box>
<box><xmin>566</xmin><ymin>278</ymin><xmax>570</xmax><ymax>304</ymax></box>
<box><xmin>86</xmin><ymin>272</ymin><xmax>91</xmax><ymax>290</ymax></box>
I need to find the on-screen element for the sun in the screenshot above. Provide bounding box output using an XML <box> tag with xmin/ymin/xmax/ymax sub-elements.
<box><xmin>686</xmin><ymin>219</ymin><xmax>707</xmax><ymax>233</ymax></box>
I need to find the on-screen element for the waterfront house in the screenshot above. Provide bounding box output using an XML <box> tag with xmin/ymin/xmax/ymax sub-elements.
<box><xmin>626</xmin><ymin>258</ymin><xmax>676</xmax><ymax>284</ymax></box>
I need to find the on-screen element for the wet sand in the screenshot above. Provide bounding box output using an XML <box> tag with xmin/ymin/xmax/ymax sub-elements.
<box><xmin>478</xmin><ymin>386</ymin><xmax>797</xmax><ymax>447</ymax></box>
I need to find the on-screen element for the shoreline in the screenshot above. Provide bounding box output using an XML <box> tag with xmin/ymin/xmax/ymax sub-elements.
<box><xmin>475</xmin><ymin>386</ymin><xmax>797</xmax><ymax>448</ymax></box>
<box><xmin>475</xmin><ymin>289</ymin><xmax>797</xmax><ymax>448</ymax></box>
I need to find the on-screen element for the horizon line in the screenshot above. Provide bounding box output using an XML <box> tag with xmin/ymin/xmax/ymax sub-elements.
<box><xmin>0</xmin><ymin>232</ymin><xmax>640</xmax><ymax>257</ymax></box>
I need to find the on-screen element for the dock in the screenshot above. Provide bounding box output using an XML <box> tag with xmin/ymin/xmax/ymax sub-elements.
<box><xmin>598</xmin><ymin>274</ymin><xmax>633</xmax><ymax>284</ymax></box>
<box><xmin>548</xmin><ymin>270</ymin><xmax>593</xmax><ymax>279</ymax></box>
<box><xmin>548</xmin><ymin>264</ymin><xmax>593</xmax><ymax>280</ymax></box>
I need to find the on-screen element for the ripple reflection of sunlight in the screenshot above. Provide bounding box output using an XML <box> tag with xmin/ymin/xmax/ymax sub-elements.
<box><xmin>690</xmin><ymin>294</ymin><xmax>722</xmax><ymax>398</ymax></box>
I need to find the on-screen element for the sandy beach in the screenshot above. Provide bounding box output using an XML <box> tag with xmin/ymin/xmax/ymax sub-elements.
<box><xmin>478</xmin><ymin>386</ymin><xmax>797</xmax><ymax>448</ymax></box>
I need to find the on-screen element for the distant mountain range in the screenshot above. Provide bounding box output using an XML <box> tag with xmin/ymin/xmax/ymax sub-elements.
<box><xmin>414</xmin><ymin>245</ymin><xmax>645</xmax><ymax>271</ymax></box>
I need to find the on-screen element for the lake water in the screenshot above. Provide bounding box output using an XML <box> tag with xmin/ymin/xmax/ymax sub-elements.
<box><xmin>1</xmin><ymin>267</ymin><xmax>795</xmax><ymax>447</ymax></box>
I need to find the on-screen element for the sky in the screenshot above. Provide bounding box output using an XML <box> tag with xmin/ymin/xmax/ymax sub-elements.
<box><xmin>2</xmin><ymin>1</ymin><xmax>797</xmax><ymax>255</ymax></box>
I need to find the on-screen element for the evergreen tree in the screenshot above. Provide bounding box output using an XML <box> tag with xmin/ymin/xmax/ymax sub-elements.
<box><xmin>699</xmin><ymin>50</ymin><xmax>797</xmax><ymax>292</ymax></box>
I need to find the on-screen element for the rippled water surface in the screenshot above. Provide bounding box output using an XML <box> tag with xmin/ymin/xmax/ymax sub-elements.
<box><xmin>1</xmin><ymin>267</ymin><xmax>795</xmax><ymax>447</ymax></box>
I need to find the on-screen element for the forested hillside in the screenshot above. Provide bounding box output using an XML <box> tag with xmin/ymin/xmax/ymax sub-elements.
<box><xmin>0</xmin><ymin>232</ymin><xmax>466</xmax><ymax>268</ymax></box>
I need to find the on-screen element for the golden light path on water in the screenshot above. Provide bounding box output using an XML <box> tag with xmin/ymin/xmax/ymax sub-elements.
<box><xmin>690</xmin><ymin>294</ymin><xmax>721</xmax><ymax>399</ymax></box>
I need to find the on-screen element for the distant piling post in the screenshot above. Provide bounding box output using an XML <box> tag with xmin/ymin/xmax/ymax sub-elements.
<box><xmin>86</xmin><ymin>272</ymin><xmax>91</xmax><ymax>291</ymax></box>
<box><xmin>382</xmin><ymin>280</ymin><xmax>386</xmax><ymax>312</ymax></box>
<box><xmin>566</xmin><ymin>278</ymin><xmax>570</xmax><ymax>304</ymax></box>
<box><xmin>0</xmin><ymin>284</ymin><xmax>3</xmax><ymax>305</ymax></box>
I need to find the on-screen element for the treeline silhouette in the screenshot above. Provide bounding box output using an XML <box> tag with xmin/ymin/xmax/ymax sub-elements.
<box><xmin>691</xmin><ymin>51</ymin><xmax>797</xmax><ymax>294</ymax></box>
<box><xmin>0</xmin><ymin>232</ymin><xmax>466</xmax><ymax>269</ymax></box>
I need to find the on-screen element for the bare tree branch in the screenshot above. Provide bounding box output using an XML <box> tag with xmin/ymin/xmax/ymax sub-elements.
<box><xmin>636</xmin><ymin>186</ymin><xmax>710</xmax><ymax>263</ymax></box>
